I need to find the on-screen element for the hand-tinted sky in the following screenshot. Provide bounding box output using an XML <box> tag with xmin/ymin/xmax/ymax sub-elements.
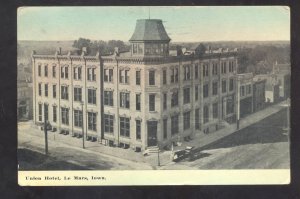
<box><xmin>18</xmin><ymin>6</ymin><xmax>290</xmax><ymax>42</ymax></box>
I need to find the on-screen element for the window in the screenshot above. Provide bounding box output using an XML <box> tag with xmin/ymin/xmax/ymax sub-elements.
<box><xmin>74</xmin><ymin>87</ymin><xmax>82</xmax><ymax>102</ymax></box>
<box><xmin>229</xmin><ymin>78</ymin><xmax>234</xmax><ymax>91</ymax></box>
<box><xmin>195</xmin><ymin>86</ymin><xmax>199</xmax><ymax>101</ymax></box>
<box><xmin>104</xmin><ymin>114</ymin><xmax>114</xmax><ymax>133</ymax></box>
<box><xmin>120</xmin><ymin>69</ymin><xmax>129</xmax><ymax>84</ymax></box>
<box><xmin>38</xmin><ymin>104</ymin><xmax>42</xmax><ymax>121</ymax></box>
<box><xmin>38</xmin><ymin>65</ymin><xmax>41</xmax><ymax>76</ymax></box>
<box><xmin>149</xmin><ymin>70</ymin><xmax>155</xmax><ymax>85</ymax></box>
<box><xmin>120</xmin><ymin>117</ymin><xmax>130</xmax><ymax>137</ymax></box>
<box><xmin>203</xmin><ymin>63</ymin><xmax>209</xmax><ymax>77</ymax></box>
<box><xmin>38</xmin><ymin>83</ymin><xmax>42</xmax><ymax>96</ymax></box>
<box><xmin>222</xmin><ymin>80</ymin><xmax>227</xmax><ymax>93</ymax></box>
<box><xmin>136</xmin><ymin>120</ymin><xmax>141</xmax><ymax>140</ymax></box>
<box><xmin>171</xmin><ymin>115</ymin><xmax>179</xmax><ymax>136</ymax></box>
<box><xmin>213</xmin><ymin>103</ymin><xmax>218</xmax><ymax>119</ymax></box>
<box><xmin>195</xmin><ymin>64</ymin><xmax>199</xmax><ymax>79</ymax></box>
<box><xmin>88</xmin><ymin>112</ymin><xmax>97</xmax><ymax>131</ymax></box>
<box><xmin>212</xmin><ymin>82</ymin><xmax>218</xmax><ymax>95</ymax></box>
<box><xmin>203</xmin><ymin>84</ymin><xmax>209</xmax><ymax>98</ymax></box>
<box><xmin>120</xmin><ymin>92</ymin><xmax>130</xmax><ymax>108</ymax></box>
<box><xmin>163</xmin><ymin>119</ymin><xmax>167</xmax><ymax>139</ymax></box>
<box><xmin>183</xmin><ymin>111</ymin><xmax>190</xmax><ymax>130</ymax></box>
<box><xmin>163</xmin><ymin>70</ymin><xmax>167</xmax><ymax>84</ymax></box>
<box><xmin>221</xmin><ymin>62</ymin><xmax>227</xmax><ymax>74</ymax></box>
<box><xmin>104</xmin><ymin>69</ymin><xmax>113</xmax><ymax>82</ymax></box>
<box><xmin>104</xmin><ymin>91</ymin><xmax>113</xmax><ymax>106</ymax></box>
<box><xmin>44</xmin><ymin>65</ymin><xmax>48</xmax><ymax>77</ymax></box>
<box><xmin>133</xmin><ymin>44</ymin><xmax>137</xmax><ymax>54</ymax></box>
<box><xmin>229</xmin><ymin>61</ymin><xmax>234</xmax><ymax>72</ymax></box>
<box><xmin>163</xmin><ymin>93</ymin><xmax>167</xmax><ymax>110</ymax></box>
<box><xmin>212</xmin><ymin>63</ymin><xmax>218</xmax><ymax>75</ymax></box>
<box><xmin>226</xmin><ymin>96</ymin><xmax>234</xmax><ymax>114</ymax></box>
<box><xmin>88</xmin><ymin>89</ymin><xmax>96</xmax><ymax>104</ymax></box>
<box><xmin>195</xmin><ymin>108</ymin><xmax>200</xmax><ymax>130</ymax></box>
<box><xmin>247</xmin><ymin>85</ymin><xmax>251</xmax><ymax>94</ymax></box>
<box><xmin>61</xmin><ymin>65</ymin><xmax>69</xmax><ymax>79</ymax></box>
<box><xmin>74</xmin><ymin>110</ymin><xmax>83</xmax><ymax>127</ymax></box>
<box><xmin>171</xmin><ymin>91</ymin><xmax>179</xmax><ymax>107</ymax></box>
<box><xmin>138</xmin><ymin>44</ymin><xmax>143</xmax><ymax>54</ymax></box>
<box><xmin>61</xmin><ymin>66</ymin><xmax>64</xmax><ymax>78</ymax></box>
<box><xmin>52</xmin><ymin>66</ymin><xmax>56</xmax><ymax>78</ymax></box>
<box><xmin>136</xmin><ymin>71</ymin><xmax>141</xmax><ymax>85</ymax></box>
<box><xmin>136</xmin><ymin>94</ymin><xmax>141</xmax><ymax>111</ymax></box>
<box><xmin>44</xmin><ymin>104</ymin><xmax>49</xmax><ymax>121</ymax></box>
<box><xmin>149</xmin><ymin>94</ymin><xmax>155</xmax><ymax>111</ymax></box>
<box><xmin>44</xmin><ymin>84</ymin><xmax>48</xmax><ymax>97</ymax></box>
<box><xmin>61</xmin><ymin>86</ymin><xmax>69</xmax><ymax>100</ymax></box>
<box><xmin>53</xmin><ymin>106</ymin><xmax>57</xmax><ymax>122</ymax></box>
<box><xmin>184</xmin><ymin>65</ymin><xmax>191</xmax><ymax>80</ymax></box>
<box><xmin>52</xmin><ymin>85</ymin><xmax>56</xmax><ymax>98</ymax></box>
<box><xmin>183</xmin><ymin>87</ymin><xmax>190</xmax><ymax>104</ymax></box>
<box><xmin>170</xmin><ymin>68</ymin><xmax>179</xmax><ymax>83</ymax></box>
<box><xmin>74</xmin><ymin>67</ymin><xmax>81</xmax><ymax>80</ymax></box>
<box><xmin>65</xmin><ymin>66</ymin><xmax>69</xmax><ymax>79</ymax></box>
<box><xmin>204</xmin><ymin>105</ymin><xmax>209</xmax><ymax>123</ymax></box>
<box><xmin>78</xmin><ymin>67</ymin><xmax>82</xmax><ymax>80</ymax></box>
<box><xmin>88</xmin><ymin>68</ymin><xmax>96</xmax><ymax>81</ymax></box>
<box><xmin>61</xmin><ymin>107</ymin><xmax>69</xmax><ymax>125</ymax></box>
<box><xmin>240</xmin><ymin>86</ymin><xmax>245</xmax><ymax>97</ymax></box>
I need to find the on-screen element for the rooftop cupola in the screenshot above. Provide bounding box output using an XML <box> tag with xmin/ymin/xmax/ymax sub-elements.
<box><xmin>129</xmin><ymin>19</ymin><xmax>171</xmax><ymax>57</ymax></box>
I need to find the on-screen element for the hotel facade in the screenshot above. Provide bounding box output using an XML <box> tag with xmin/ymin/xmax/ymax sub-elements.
<box><xmin>32</xmin><ymin>19</ymin><xmax>238</xmax><ymax>151</ymax></box>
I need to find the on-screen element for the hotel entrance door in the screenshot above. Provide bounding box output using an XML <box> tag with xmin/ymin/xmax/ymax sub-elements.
<box><xmin>147</xmin><ymin>121</ymin><xmax>157</xmax><ymax>147</ymax></box>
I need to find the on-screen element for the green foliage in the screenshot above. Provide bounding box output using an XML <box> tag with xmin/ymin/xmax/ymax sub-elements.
<box><xmin>238</xmin><ymin>45</ymin><xmax>290</xmax><ymax>74</ymax></box>
<box><xmin>195</xmin><ymin>43</ymin><xmax>206</xmax><ymax>56</ymax></box>
<box><xmin>72</xmin><ymin>38</ymin><xmax>130</xmax><ymax>55</ymax></box>
<box><xmin>176</xmin><ymin>45</ymin><xmax>183</xmax><ymax>56</ymax></box>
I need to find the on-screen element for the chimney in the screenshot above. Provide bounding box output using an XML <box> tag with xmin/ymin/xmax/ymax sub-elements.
<box><xmin>207</xmin><ymin>45</ymin><xmax>211</xmax><ymax>51</ymax></box>
<box><xmin>56</xmin><ymin>47</ymin><xmax>62</xmax><ymax>55</ymax></box>
<box><xmin>82</xmin><ymin>47</ymin><xmax>88</xmax><ymax>55</ymax></box>
<box><xmin>114</xmin><ymin>47</ymin><xmax>119</xmax><ymax>56</ymax></box>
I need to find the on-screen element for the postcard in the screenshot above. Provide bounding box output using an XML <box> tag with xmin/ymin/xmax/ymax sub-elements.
<box><xmin>17</xmin><ymin>6</ymin><xmax>290</xmax><ymax>185</ymax></box>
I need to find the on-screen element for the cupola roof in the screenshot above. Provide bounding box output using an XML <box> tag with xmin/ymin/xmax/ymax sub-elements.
<box><xmin>129</xmin><ymin>19</ymin><xmax>171</xmax><ymax>42</ymax></box>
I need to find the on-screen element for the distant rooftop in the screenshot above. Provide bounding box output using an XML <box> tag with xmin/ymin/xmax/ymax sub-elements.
<box><xmin>129</xmin><ymin>19</ymin><xmax>171</xmax><ymax>42</ymax></box>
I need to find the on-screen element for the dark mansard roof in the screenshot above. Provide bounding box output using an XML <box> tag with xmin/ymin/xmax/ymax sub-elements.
<box><xmin>129</xmin><ymin>19</ymin><xmax>171</xmax><ymax>42</ymax></box>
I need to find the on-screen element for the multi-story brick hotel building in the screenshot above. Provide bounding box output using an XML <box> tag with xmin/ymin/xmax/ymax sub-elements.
<box><xmin>32</xmin><ymin>19</ymin><xmax>238</xmax><ymax>151</ymax></box>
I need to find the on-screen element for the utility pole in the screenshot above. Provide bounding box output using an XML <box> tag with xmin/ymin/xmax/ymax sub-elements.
<box><xmin>81</xmin><ymin>101</ymin><xmax>85</xmax><ymax>149</ymax></box>
<box><xmin>44</xmin><ymin>104</ymin><xmax>49</xmax><ymax>155</ymax></box>
<box><xmin>236</xmin><ymin>77</ymin><xmax>240</xmax><ymax>130</ymax></box>
<box><xmin>283</xmin><ymin>98</ymin><xmax>290</xmax><ymax>143</ymax></box>
<box><xmin>157</xmin><ymin>147</ymin><xmax>160</xmax><ymax>167</ymax></box>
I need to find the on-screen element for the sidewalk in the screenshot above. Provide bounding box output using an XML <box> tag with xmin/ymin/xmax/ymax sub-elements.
<box><xmin>18</xmin><ymin>101</ymin><xmax>286</xmax><ymax>169</ymax></box>
<box><xmin>19</xmin><ymin>121</ymin><xmax>150</xmax><ymax>167</ymax></box>
<box><xmin>149</xmin><ymin>101</ymin><xmax>287</xmax><ymax>168</ymax></box>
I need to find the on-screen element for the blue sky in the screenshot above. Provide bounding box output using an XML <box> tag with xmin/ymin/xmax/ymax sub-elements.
<box><xmin>17</xmin><ymin>6</ymin><xmax>290</xmax><ymax>42</ymax></box>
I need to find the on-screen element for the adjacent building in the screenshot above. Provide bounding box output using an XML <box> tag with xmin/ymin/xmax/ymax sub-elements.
<box><xmin>31</xmin><ymin>19</ymin><xmax>238</xmax><ymax>151</ymax></box>
<box><xmin>237</xmin><ymin>73</ymin><xmax>267</xmax><ymax>120</ymax></box>
<box><xmin>253</xmin><ymin>78</ymin><xmax>266</xmax><ymax>112</ymax></box>
<box><xmin>237</xmin><ymin>73</ymin><xmax>253</xmax><ymax>118</ymax></box>
<box><xmin>254</xmin><ymin>74</ymin><xmax>280</xmax><ymax>103</ymax></box>
<box><xmin>18</xmin><ymin>65</ymin><xmax>33</xmax><ymax>120</ymax></box>
<box><xmin>272</xmin><ymin>62</ymin><xmax>290</xmax><ymax>100</ymax></box>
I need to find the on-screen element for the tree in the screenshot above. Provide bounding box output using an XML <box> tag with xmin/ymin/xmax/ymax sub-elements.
<box><xmin>195</xmin><ymin>43</ymin><xmax>206</xmax><ymax>56</ymax></box>
<box><xmin>176</xmin><ymin>45</ymin><xmax>183</xmax><ymax>56</ymax></box>
<box><xmin>72</xmin><ymin>38</ymin><xmax>130</xmax><ymax>55</ymax></box>
<box><xmin>72</xmin><ymin>38</ymin><xmax>92</xmax><ymax>54</ymax></box>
